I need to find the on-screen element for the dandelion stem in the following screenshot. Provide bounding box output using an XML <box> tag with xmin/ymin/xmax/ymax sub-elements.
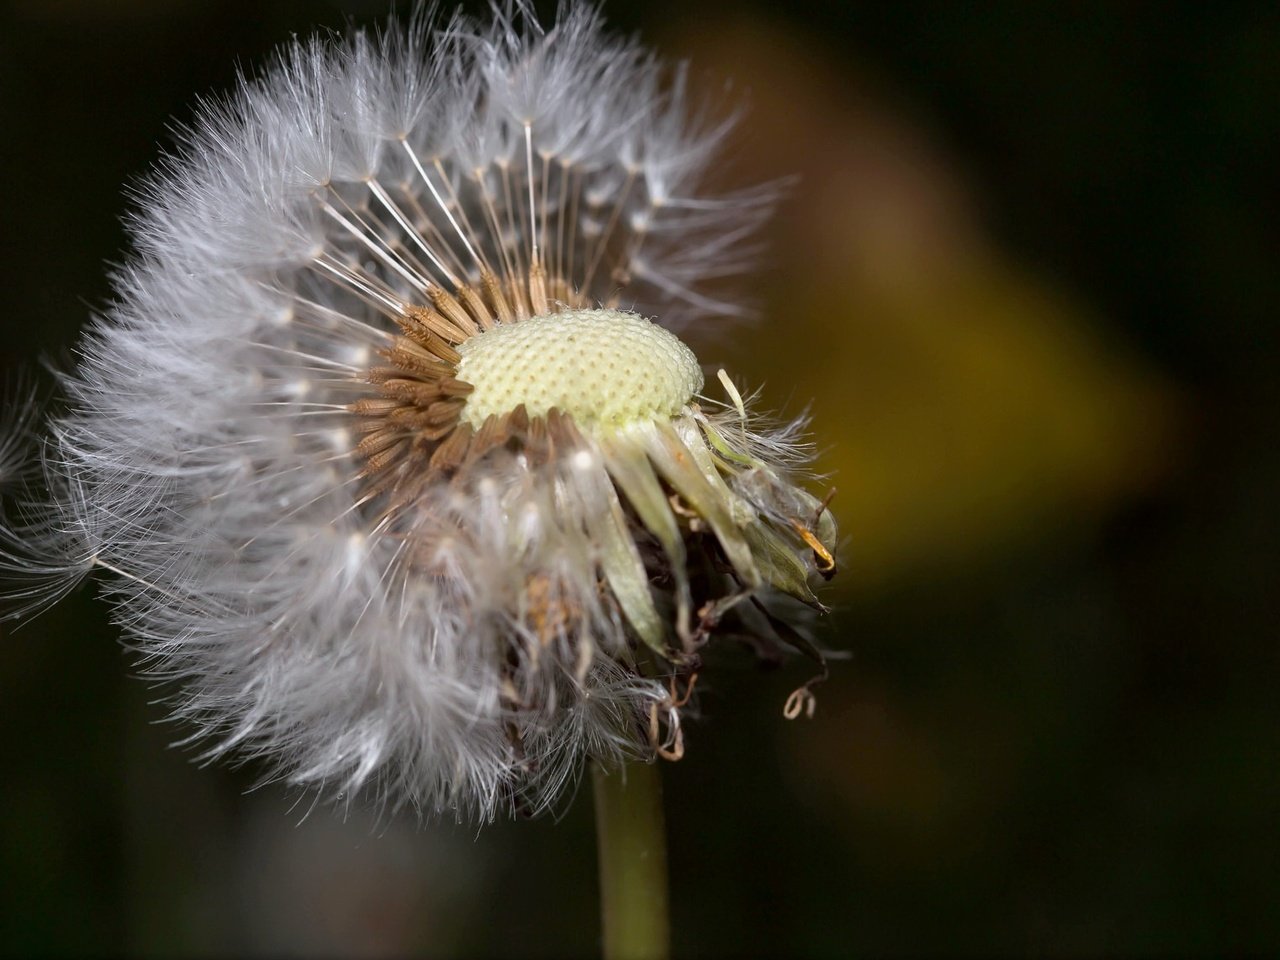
<box><xmin>592</xmin><ymin>759</ymin><xmax>670</xmax><ymax>960</ymax></box>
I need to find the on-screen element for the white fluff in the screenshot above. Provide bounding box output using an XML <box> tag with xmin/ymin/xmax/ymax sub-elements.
<box><xmin>0</xmin><ymin>2</ymin><xmax>832</xmax><ymax>821</ymax></box>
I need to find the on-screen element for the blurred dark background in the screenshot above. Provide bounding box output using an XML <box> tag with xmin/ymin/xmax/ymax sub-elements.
<box><xmin>1</xmin><ymin>0</ymin><xmax>1276</xmax><ymax>956</ymax></box>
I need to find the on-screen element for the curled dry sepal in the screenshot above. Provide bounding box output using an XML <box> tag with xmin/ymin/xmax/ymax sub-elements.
<box><xmin>0</xmin><ymin>1</ymin><xmax>837</xmax><ymax>820</ymax></box>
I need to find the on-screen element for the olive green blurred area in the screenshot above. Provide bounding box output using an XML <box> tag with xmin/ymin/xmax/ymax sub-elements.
<box><xmin>1</xmin><ymin>0</ymin><xmax>1276</xmax><ymax>956</ymax></box>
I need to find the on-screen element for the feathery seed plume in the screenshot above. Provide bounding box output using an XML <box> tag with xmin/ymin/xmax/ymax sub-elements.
<box><xmin>1</xmin><ymin>2</ymin><xmax>837</xmax><ymax>819</ymax></box>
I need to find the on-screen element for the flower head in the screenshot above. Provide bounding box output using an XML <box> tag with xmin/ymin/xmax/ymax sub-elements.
<box><xmin>2</xmin><ymin>2</ymin><xmax>837</xmax><ymax>819</ymax></box>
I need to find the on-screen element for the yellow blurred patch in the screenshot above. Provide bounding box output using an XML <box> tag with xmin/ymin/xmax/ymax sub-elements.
<box><xmin>677</xmin><ymin>17</ymin><xmax>1180</xmax><ymax>592</ymax></box>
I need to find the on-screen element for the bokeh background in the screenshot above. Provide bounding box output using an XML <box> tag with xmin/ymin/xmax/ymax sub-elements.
<box><xmin>1</xmin><ymin>0</ymin><xmax>1276</xmax><ymax>956</ymax></box>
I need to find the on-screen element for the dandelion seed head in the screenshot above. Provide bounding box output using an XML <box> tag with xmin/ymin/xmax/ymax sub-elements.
<box><xmin>1</xmin><ymin>1</ymin><xmax>839</xmax><ymax>821</ymax></box>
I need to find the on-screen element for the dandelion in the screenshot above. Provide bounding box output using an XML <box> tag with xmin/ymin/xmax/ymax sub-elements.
<box><xmin>1</xmin><ymin>2</ymin><xmax>837</xmax><ymax>826</ymax></box>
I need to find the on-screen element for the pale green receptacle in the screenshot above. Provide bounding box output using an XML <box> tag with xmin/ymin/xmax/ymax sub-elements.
<box><xmin>456</xmin><ymin>309</ymin><xmax>703</xmax><ymax>429</ymax></box>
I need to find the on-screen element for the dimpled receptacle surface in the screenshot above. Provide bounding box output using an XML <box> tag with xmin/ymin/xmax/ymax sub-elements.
<box><xmin>455</xmin><ymin>309</ymin><xmax>704</xmax><ymax>428</ymax></box>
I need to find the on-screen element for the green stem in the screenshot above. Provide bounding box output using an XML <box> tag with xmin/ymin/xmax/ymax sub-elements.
<box><xmin>592</xmin><ymin>759</ymin><xmax>670</xmax><ymax>960</ymax></box>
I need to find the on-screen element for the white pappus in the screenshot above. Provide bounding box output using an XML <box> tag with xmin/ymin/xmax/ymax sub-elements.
<box><xmin>1</xmin><ymin>1</ymin><xmax>838</xmax><ymax>820</ymax></box>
